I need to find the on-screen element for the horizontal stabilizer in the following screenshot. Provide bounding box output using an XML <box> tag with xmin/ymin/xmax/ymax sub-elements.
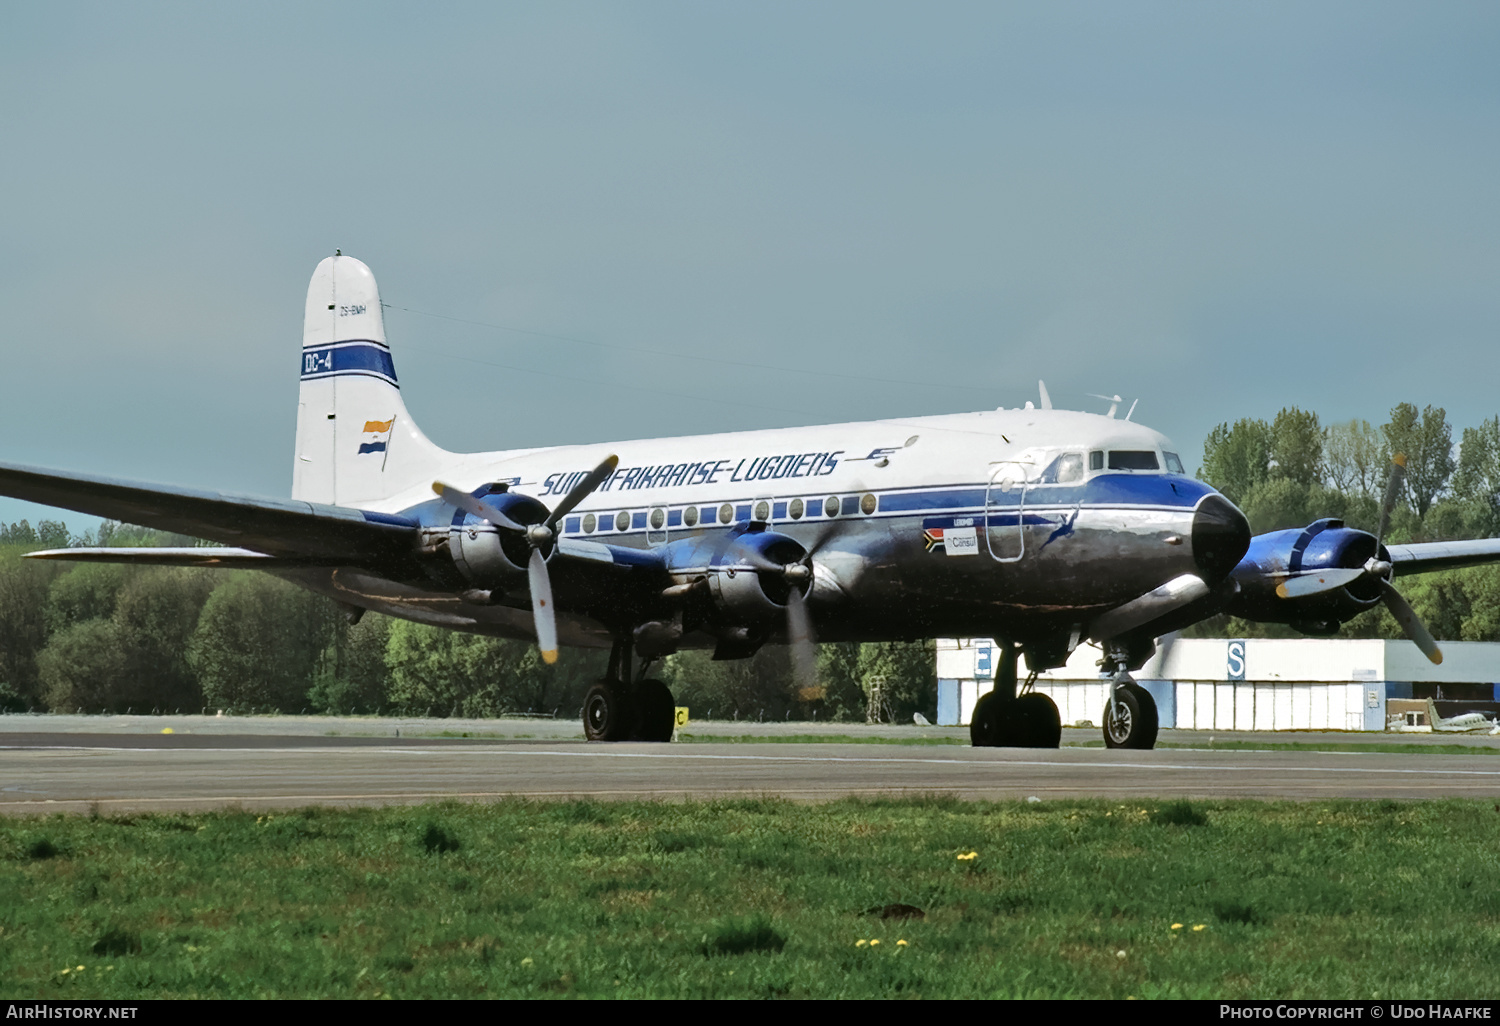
<box><xmin>24</xmin><ymin>547</ymin><xmax>344</xmax><ymax>568</ymax></box>
<box><xmin>0</xmin><ymin>461</ymin><xmax>417</xmax><ymax>564</ymax></box>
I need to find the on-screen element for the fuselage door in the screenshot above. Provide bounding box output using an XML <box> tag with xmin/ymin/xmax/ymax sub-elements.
<box><xmin>985</xmin><ymin>459</ymin><xmax>1034</xmax><ymax>562</ymax></box>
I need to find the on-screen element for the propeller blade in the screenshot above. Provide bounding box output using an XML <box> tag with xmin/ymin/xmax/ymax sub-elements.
<box><xmin>1379</xmin><ymin>578</ymin><xmax>1442</xmax><ymax>665</ymax></box>
<box><xmin>1375</xmin><ymin>453</ymin><xmax>1407</xmax><ymax>545</ymax></box>
<box><xmin>1274</xmin><ymin>567</ymin><xmax>1367</xmax><ymax>600</ymax></box>
<box><xmin>528</xmin><ymin>547</ymin><xmax>559</xmax><ymax>664</ymax></box>
<box><xmin>786</xmin><ymin>584</ymin><xmax>818</xmax><ymax>689</ymax></box>
<box><xmin>545</xmin><ymin>454</ymin><xmax>620</xmax><ymax>530</ymax></box>
<box><xmin>433</xmin><ymin>482</ymin><xmax>527</xmax><ymax>532</ymax></box>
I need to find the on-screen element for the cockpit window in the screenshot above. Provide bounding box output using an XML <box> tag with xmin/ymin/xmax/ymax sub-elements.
<box><xmin>1108</xmin><ymin>450</ymin><xmax>1160</xmax><ymax>471</ymax></box>
<box><xmin>1039</xmin><ymin>452</ymin><xmax>1085</xmax><ymax>484</ymax></box>
<box><xmin>1163</xmin><ymin>451</ymin><xmax>1185</xmax><ymax>475</ymax></box>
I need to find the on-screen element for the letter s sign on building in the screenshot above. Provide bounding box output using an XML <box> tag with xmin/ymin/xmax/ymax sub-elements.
<box><xmin>1227</xmin><ymin>640</ymin><xmax>1246</xmax><ymax>681</ymax></box>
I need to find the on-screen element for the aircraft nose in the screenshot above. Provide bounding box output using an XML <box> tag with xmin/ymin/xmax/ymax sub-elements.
<box><xmin>1191</xmin><ymin>494</ymin><xmax>1251</xmax><ymax>584</ymax></box>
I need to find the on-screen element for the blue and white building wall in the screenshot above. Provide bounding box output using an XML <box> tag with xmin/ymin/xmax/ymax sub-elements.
<box><xmin>936</xmin><ymin>638</ymin><xmax>1500</xmax><ymax>731</ymax></box>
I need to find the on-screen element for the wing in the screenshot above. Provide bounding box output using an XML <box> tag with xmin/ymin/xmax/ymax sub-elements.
<box><xmin>22</xmin><ymin>546</ymin><xmax>344</xmax><ymax>567</ymax></box>
<box><xmin>0</xmin><ymin>460</ymin><xmax>418</xmax><ymax>564</ymax></box>
<box><xmin>1388</xmin><ymin>538</ymin><xmax>1500</xmax><ymax>576</ymax></box>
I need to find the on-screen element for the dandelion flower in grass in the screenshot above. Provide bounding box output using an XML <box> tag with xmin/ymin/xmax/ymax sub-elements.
<box><xmin>1171</xmin><ymin>923</ymin><xmax>1183</xmax><ymax>930</ymax></box>
<box><xmin>896</xmin><ymin>940</ymin><xmax>908</xmax><ymax>947</ymax></box>
<box><xmin>1193</xmin><ymin>924</ymin><xmax>1206</xmax><ymax>932</ymax></box>
<box><xmin>76</xmin><ymin>966</ymin><xmax>84</xmax><ymax>972</ymax></box>
<box><xmin>1116</xmin><ymin>950</ymin><xmax>1127</xmax><ymax>960</ymax></box>
<box><xmin>956</xmin><ymin>851</ymin><xmax>978</xmax><ymax>861</ymax></box>
<box><xmin>870</xmin><ymin>939</ymin><xmax>881</xmax><ymax>946</ymax></box>
<box><xmin>855</xmin><ymin>940</ymin><xmax>867</xmax><ymax>948</ymax></box>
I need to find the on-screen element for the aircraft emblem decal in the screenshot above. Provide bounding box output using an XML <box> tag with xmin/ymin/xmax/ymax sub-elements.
<box><xmin>1039</xmin><ymin>505</ymin><xmax>1082</xmax><ymax>552</ymax></box>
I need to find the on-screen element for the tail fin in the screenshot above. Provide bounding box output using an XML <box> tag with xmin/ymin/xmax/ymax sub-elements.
<box><xmin>292</xmin><ymin>254</ymin><xmax>451</xmax><ymax>507</ymax></box>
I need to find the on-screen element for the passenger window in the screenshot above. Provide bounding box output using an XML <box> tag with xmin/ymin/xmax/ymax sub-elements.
<box><xmin>1108</xmin><ymin>451</ymin><xmax>1160</xmax><ymax>471</ymax></box>
<box><xmin>1089</xmin><ymin>451</ymin><xmax>1104</xmax><ymax>471</ymax></box>
<box><xmin>1163</xmin><ymin>451</ymin><xmax>1185</xmax><ymax>475</ymax></box>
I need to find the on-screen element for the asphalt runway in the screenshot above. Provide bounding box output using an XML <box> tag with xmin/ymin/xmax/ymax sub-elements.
<box><xmin>4</xmin><ymin>715</ymin><xmax>1500</xmax><ymax>814</ymax></box>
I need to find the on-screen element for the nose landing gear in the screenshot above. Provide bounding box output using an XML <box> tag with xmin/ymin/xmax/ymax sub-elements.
<box><xmin>1100</xmin><ymin>644</ymin><xmax>1159</xmax><ymax>749</ymax></box>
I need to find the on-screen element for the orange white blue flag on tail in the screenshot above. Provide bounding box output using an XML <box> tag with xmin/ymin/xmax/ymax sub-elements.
<box><xmin>358</xmin><ymin>416</ymin><xmax>395</xmax><ymax>455</ymax></box>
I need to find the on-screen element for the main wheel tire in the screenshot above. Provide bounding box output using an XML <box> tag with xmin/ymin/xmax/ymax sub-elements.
<box><xmin>583</xmin><ymin>681</ymin><xmax>635</xmax><ymax>742</ymax></box>
<box><xmin>1102</xmin><ymin>683</ymin><xmax>1159</xmax><ymax>750</ymax></box>
<box><xmin>970</xmin><ymin>691</ymin><xmax>1002</xmax><ymax>747</ymax></box>
<box><xmin>1014</xmin><ymin>692</ymin><xmax>1061</xmax><ymax>748</ymax></box>
<box><xmin>633</xmin><ymin>679</ymin><xmax>676</xmax><ymax>742</ymax></box>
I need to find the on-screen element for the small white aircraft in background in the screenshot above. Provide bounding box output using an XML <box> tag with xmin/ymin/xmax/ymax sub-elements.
<box><xmin>1425</xmin><ymin>699</ymin><xmax>1500</xmax><ymax>734</ymax></box>
<box><xmin>6</xmin><ymin>254</ymin><xmax>1500</xmax><ymax>749</ymax></box>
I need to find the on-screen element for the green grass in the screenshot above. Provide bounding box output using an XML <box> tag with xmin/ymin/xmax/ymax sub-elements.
<box><xmin>4</xmin><ymin>798</ymin><xmax>1500</xmax><ymax>998</ymax></box>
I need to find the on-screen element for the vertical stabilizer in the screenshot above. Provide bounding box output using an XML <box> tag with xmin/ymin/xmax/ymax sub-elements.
<box><xmin>292</xmin><ymin>254</ymin><xmax>450</xmax><ymax>507</ymax></box>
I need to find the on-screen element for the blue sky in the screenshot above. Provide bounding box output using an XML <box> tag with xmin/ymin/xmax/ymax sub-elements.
<box><xmin>2</xmin><ymin>2</ymin><xmax>1497</xmax><ymax>535</ymax></box>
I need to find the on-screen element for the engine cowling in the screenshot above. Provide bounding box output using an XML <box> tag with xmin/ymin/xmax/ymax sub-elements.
<box><xmin>448</xmin><ymin>489</ymin><xmax>551</xmax><ymax>585</ymax></box>
<box><xmin>1224</xmin><ymin>518</ymin><xmax>1387</xmax><ymax>634</ymax></box>
<box><xmin>661</xmin><ymin>526</ymin><xmax>810</xmax><ymax>622</ymax></box>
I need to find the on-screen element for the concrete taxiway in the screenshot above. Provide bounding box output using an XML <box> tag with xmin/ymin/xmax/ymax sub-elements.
<box><xmin>3</xmin><ymin>714</ymin><xmax>1500</xmax><ymax>814</ymax></box>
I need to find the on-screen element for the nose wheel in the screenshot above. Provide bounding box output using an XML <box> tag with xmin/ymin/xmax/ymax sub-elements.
<box><xmin>1102</xmin><ymin>674</ymin><xmax>1158</xmax><ymax>749</ymax></box>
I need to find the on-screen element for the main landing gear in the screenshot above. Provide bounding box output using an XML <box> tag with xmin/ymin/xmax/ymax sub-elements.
<box><xmin>582</xmin><ymin>637</ymin><xmax>677</xmax><ymax>742</ymax></box>
<box><xmin>1100</xmin><ymin>644</ymin><xmax>1159</xmax><ymax>750</ymax></box>
<box><xmin>969</xmin><ymin>643</ymin><xmax>1062</xmax><ymax>749</ymax></box>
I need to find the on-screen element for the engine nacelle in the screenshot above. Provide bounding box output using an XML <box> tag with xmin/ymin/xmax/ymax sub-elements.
<box><xmin>1224</xmin><ymin>518</ymin><xmax>1387</xmax><ymax>634</ymax></box>
<box><xmin>447</xmin><ymin>489</ymin><xmax>550</xmax><ymax>585</ymax></box>
<box><xmin>661</xmin><ymin>526</ymin><xmax>809</xmax><ymax>622</ymax></box>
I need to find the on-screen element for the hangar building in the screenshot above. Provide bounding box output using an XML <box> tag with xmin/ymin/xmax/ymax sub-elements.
<box><xmin>935</xmin><ymin>637</ymin><xmax>1500</xmax><ymax>732</ymax></box>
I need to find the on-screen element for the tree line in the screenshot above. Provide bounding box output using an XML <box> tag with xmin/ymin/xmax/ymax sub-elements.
<box><xmin>0</xmin><ymin>519</ymin><xmax>934</xmax><ymax>721</ymax></box>
<box><xmin>1192</xmin><ymin>402</ymin><xmax>1500</xmax><ymax>641</ymax></box>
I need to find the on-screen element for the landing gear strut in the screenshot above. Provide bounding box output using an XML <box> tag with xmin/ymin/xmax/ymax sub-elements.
<box><xmin>969</xmin><ymin>643</ymin><xmax>1061</xmax><ymax>749</ymax></box>
<box><xmin>1100</xmin><ymin>644</ymin><xmax>1159</xmax><ymax>750</ymax></box>
<box><xmin>582</xmin><ymin>637</ymin><xmax>677</xmax><ymax>742</ymax></box>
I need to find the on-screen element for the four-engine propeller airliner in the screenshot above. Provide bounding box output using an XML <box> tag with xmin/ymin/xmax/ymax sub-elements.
<box><xmin>6</xmin><ymin>254</ymin><xmax>1500</xmax><ymax>749</ymax></box>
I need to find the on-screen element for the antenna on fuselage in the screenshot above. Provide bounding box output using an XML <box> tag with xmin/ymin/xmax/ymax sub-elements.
<box><xmin>1038</xmin><ymin>380</ymin><xmax>1053</xmax><ymax>410</ymax></box>
<box><xmin>1124</xmin><ymin>398</ymin><xmax>1139</xmax><ymax>421</ymax></box>
<box><xmin>1088</xmin><ymin>393</ymin><xmax>1123</xmax><ymax>418</ymax></box>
